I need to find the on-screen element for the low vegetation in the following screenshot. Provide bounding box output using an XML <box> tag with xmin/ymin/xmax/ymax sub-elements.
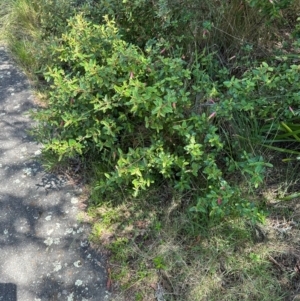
<box><xmin>1</xmin><ymin>0</ymin><xmax>300</xmax><ymax>300</ymax></box>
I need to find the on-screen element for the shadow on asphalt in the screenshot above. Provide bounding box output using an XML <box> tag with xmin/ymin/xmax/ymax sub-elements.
<box><xmin>0</xmin><ymin>46</ymin><xmax>108</xmax><ymax>300</ymax></box>
<box><xmin>0</xmin><ymin>283</ymin><xmax>17</xmax><ymax>301</ymax></box>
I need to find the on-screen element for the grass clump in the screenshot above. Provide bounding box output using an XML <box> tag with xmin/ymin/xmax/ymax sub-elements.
<box><xmin>87</xmin><ymin>185</ymin><xmax>293</xmax><ymax>300</ymax></box>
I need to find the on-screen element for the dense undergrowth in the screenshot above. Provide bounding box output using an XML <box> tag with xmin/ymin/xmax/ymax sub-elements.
<box><xmin>1</xmin><ymin>0</ymin><xmax>300</xmax><ymax>300</ymax></box>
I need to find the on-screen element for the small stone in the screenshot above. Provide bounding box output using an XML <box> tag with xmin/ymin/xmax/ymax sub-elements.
<box><xmin>67</xmin><ymin>292</ymin><xmax>74</xmax><ymax>301</ymax></box>
<box><xmin>34</xmin><ymin>149</ymin><xmax>42</xmax><ymax>156</ymax></box>
<box><xmin>74</xmin><ymin>260</ymin><xmax>82</xmax><ymax>268</ymax></box>
<box><xmin>77</xmin><ymin>227</ymin><xmax>84</xmax><ymax>233</ymax></box>
<box><xmin>66</xmin><ymin>228</ymin><xmax>74</xmax><ymax>234</ymax></box>
<box><xmin>47</xmin><ymin>229</ymin><xmax>54</xmax><ymax>235</ymax></box>
<box><xmin>71</xmin><ymin>197</ymin><xmax>78</xmax><ymax>204</ymax></box>
<box><xmin>80</xmin><ymin>241</ymin><xmax>88</xmax><ymax>248</ymax></box>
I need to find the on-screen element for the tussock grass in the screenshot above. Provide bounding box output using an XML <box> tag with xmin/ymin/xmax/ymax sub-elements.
<box><xmin>0</xmin><ymin>0</ymin><xmax>76</xmax><ymax>74</ymax></box>
<box><xmin>87</xmin><ymin>184</ymin><xmax>293</xmax><ymax>301</ymax></box>
<box><xmin>0</xmin><ymin>0</ymin><xmax>42</xmax><ymax>74</ymax></box>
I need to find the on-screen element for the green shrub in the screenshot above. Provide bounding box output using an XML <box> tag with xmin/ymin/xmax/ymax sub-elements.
<box><xmin>29</xmin><ymin>2</ymin><xmax>300</xmax><ymax>223</ymax></box>
<box><xmin>31</xmin><ymin>14</ymin><xmax>270</xmax><ymax>222</ymax></box>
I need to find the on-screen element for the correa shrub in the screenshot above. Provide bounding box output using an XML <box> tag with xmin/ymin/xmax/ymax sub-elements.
<box><xmin>30</xmin><ymin>15</ymin><xmax>260</xmax><ymax>221</ymax></box>
<box><xmin>32</xmin><ymin>14</ymin><xmax>300</xmax><ymax>222</ymax></box>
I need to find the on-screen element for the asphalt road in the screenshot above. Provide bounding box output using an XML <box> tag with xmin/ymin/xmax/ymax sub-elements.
<box><xmin>0</xmin><ymin>45</ymin><xmax>110</xmax><ymax>301</ymax></box>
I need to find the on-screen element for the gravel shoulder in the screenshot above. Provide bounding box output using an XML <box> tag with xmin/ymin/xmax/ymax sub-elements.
<box><xmin>0</xmin><ymin>45</ymin><xmax>110</xmax><ymax>301</ymax></box>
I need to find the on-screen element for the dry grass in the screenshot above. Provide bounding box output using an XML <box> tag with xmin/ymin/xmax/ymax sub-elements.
<box><xmin>83</xmin><ymin>155</ymin><xmax>300</xmax><ymax>301</ymax></box>
<box><xmin>86</xmin><ymin>178</ymin><xmax>300</xmax><ymax>301</ymax></box>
